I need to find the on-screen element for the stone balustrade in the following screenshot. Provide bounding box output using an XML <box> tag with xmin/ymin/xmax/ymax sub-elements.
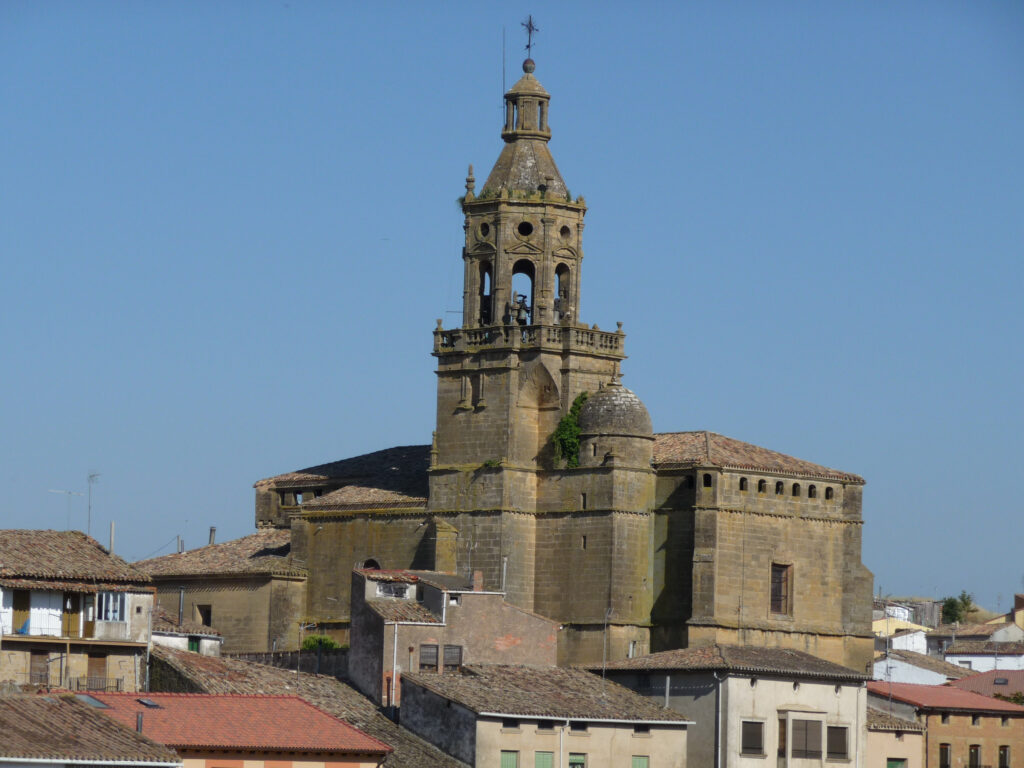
<box><xmin>434</xmin><ymin>323</ymin><xmax>625</xmax><ymax>358</ymax></box>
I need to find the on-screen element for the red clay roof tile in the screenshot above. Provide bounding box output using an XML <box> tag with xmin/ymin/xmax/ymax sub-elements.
<box><xmin>867</xmin><ymin>681</ymin><xmax>1024</xmax><ymax>713</ymax></box>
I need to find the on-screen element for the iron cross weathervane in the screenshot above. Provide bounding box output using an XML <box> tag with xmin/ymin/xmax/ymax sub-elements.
<box><xmin>522</xmin><ymin>15</ymin><xmax>539</xmax><ymax>56</ymax></box>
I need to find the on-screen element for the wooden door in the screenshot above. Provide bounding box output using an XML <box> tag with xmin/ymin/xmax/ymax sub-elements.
<box><xmin>87</xmin><ymin>653</ymin><xmax>106</xmax><ymax>691</ymax></box>
<box><xmin>61</xmin><ymin>594</ymin><xmax>81</xmax><ymax>637</ymax></box>
<box><xmin>30</xmin><ymin>651</ymin><xmax>48</xmax><ymax>685</ymax></box>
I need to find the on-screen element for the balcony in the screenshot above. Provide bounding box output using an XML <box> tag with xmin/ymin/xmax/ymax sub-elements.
<box><xmin>71</xmin><ymin>675</ymin><xmax>124</xmax><ymax>692</ymax></box>
<box><xmin>434</xmin><ymin>322</ymin><xmax>625</xmax><ymax>359</ymax></box>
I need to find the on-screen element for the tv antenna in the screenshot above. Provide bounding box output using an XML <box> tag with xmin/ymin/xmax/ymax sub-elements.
<box><xmin>521</xmin><ymin>15</ymin><xmax>538</xmax><ymax>56</ymax></box>
<box><xmin>48</xmin><ymin>488</ymin><xmax>83</xmax><ymax>530</ymax></box>
<box><xmin>87</xmin><ymin>472</ymin><xmax>101</xmax><ymax>536</ymax></box>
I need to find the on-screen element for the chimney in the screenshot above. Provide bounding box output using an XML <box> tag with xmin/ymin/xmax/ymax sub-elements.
<box><xmin>472</xmin><ymin>570</ymin><xmax>484</xmax><ymax>592</ymax></box>
<box><xmin>109</xmin><ymin>521</ymin><xmax>115</xmax><ymax>555</ymax></box>
<box><xmin>177</xmin><ymin>536</ymin><xmax>184</xmax><ymax>554</ymax></box>
<box><xmin>136</xmin><ymin>712</ymin><xmax>143</xmax><ymax>733</ymax></box>
<box><xmin>208</xmin><ymin>526</ymin><xmax>216</xmax><ymax>546</ymax></box>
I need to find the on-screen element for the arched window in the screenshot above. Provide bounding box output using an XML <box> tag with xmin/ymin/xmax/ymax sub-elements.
<box><xmin>739</xmin><ymin>477</ymin><xmax>748</xmax><ymax>492</ymax></box>
<box><xmin>703</xmin><ymin>473</ymin><xmax>713</xmax><ymax>488</ymax></box>
<box><xmin>360</xmin><ymin>558</ymin><xmax>381</xmax><ymax>570</ymax></box>
<box><xmin>825</xmin><ymin>487</ymin><xmax>834</xmax><ymax>500</ymax></box>
<box><xmin>792</xmin><ymin>483</ymin><xmax>801</xmax><ymax>497</ymax></box>
<box><xmin>757</xmin><ymin>479</ymin><xmax>767</xmax><ymax>493</ymax></box>
<box><xmin>808</xmin><ymin>485</ymin><xmax>817</xmax><ymax>499</ymax></box>
<box><xmin>775</xmin><ymin>481</ymin><xmax>784</xmax><ymax>495</ymax></box>
<box><xmin>479</xmin><ymin>261</ymin><xmax>493</xmax><ymax>325</ymax></box>
<box><xmin>555</xmin><ymin>264</ymin><xmax>571</xmax><ymax>322</ymax></box>
<box><xmin>511</xmin><ymin>259</ymin><xmax>535</xmax><ymax>325</ymax></box>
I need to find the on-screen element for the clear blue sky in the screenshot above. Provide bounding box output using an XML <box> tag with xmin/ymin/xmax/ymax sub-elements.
<box><xmin>2</xmin><ymin>2</ymin><xmax>1021</xmax><ymax>611</ymax></box>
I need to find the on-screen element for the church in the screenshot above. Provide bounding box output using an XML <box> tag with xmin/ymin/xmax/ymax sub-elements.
<box><xmin>248</xmin><ymin>57</ymin><xmax>872</xmax><ymax>671</ymax></box>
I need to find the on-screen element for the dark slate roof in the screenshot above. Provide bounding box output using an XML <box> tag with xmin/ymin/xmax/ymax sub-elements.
<box><xmin>950</xmin><ymin>670</ymin><xmax>1024</xmax><ymax>698</ymax></box>
<box><xmin>151</xmin><ymin>606</ymin><xmax>222</xmax><ymax>638</ymax></box>
<box><xmin>867</xmin><ymin>681</ymin><xmax>1024</xmax><ymax>713</ymax></box>
<box><xmin>149</xmin><ymin>645</ymin><xmax>467</xmax><ymax>768</ymax></box>
<box><xmin>408</xmin><ymin>570</ymin><xmax>474</xmax><ymax>591</ymax></box>
<box><xmin>256</xmin><ymin>445</ymin><xmax>429</xmax><ymax>510</ymax></box>
<box><xmin>367</xmin><ymin>600</ymin><xmax>441</xmax><ymax>624</ymax></box>
<box><xmin>0</xmin><ymin>695</ymin><xmax>180</xmax><ymax>764</ymax></box>
<box><xmin>945</xmin><ymin>641</ymin><xmax>1024</xmax><ymax>656</ymax></box>
<box><xmin>653</xmin><ymin>432</ymin><xmax>863</xmax><ymax>483</ymax></box>
<box><xmin>595</xmin><ymin>644</ymin><xmax>868</xmax><ymax>681</ymax></box>
<box><xmin>866</xmin><ymin>707</ymin><xmax>925</xmax><ymax>732</ymax></box>
<box><xmin>877</xmin><ymin>650</ymin><xmax>973</xmax><ymax>680</ymax></box>
<box><xmin>0</xmin><ymin>530</ymin><xmax>151</xmax><ymax>583</ymax></box>
<box><xmin>135</xmin><ymin>529</ymin><xmax>304</xmax><ymax>578</ymax></box>
<box><xmin>403</xmin><ymin>664</ymin><xmax>691</xmax><ymax>723</ymax></box>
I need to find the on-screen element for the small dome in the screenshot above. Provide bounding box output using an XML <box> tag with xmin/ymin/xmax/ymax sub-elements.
<box><xmin>578</xmin><ymin>381</ymin><xmax>653</xmax><ymax>438</ymax></box>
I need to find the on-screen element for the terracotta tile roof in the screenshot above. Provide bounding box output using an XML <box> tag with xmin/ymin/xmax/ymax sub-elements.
<box><xmin>90</xmin><ymin>693</ymin><xmax>390</xmax><ymax>756</ymax></box>
<box><xmin>949</xmin><ymin>670</ymin><xmax>1024</xmax><ymax>698</ymax></box>
<box><xmin>367</xmin><ymin>599</ymin><xmax>441</xmax><ymax>624</ymax></box>
<box><xmin>151</xmin><ymin>606</ymin><xmax>222</xmax><ymax>638</ymax></box>
<box><xmin>931</xmin><ymin>622</ymin><xmax>1012</xmax><ymax>638</ymax></box>
<box><xmin>878</xmin><ymin>650</ymin><xmax>973</xmax><ymax>680</ymax></box>
<box><xmin>867</xmin><ymin>681</ymin><xmax>1024</xmax><ymax>713</ymax></box>
<box><xmin>360</xmin><ymin>569</ymin><xmax>420</xmax><ymax>583</ymax></box>
<box><xmin>653</xmin><ymin>432</ymin><xmax>863</xmax><ymax>483</ymax></box>
<box><xmin>149</xmin><ymin>645</ymin><xmax>467</xmax><ymax>768</ymax></box>
<box><xmin>945</xmin><ymin>641</ymin><xmax>1024</xmax><ymax>656</ymax></box>
<box><xmin>866</xmin><ymin>707</ymin><xmax>925</xmax><ymax>732</ymax></box>
<box><xmin>134</xmin><ymin>529</ymin><xmax>304</xmax><ymax>578</ymax></box>
<box><xmin>403</xmin><ymin>664</ymin><xmax>692</xmax><ymax>722</ymax></box>
<box><xmin>595</xmin><ymin>644</ymin><xmax>869</xmax><ymax>681</ymax></box>
<box><xmin>0</xmin><ymin>577</ymin><xmax>152</xmax><ymax>593</ymax></box>
<box><xmin>0</xmin><ymin>529</ymin><xmax>151</xmax><ymax>583</ymax></box>
<box><xmin>0</xmin><ymin>695</ymin><xmax>180</xmax><ymax>764</ymax></box>
<box><xmin>255</xmin><ymin>445</ymin><xmax>429</xmax><ymax>509</ymax></box>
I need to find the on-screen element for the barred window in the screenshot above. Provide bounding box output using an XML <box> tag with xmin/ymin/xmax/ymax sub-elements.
<box><xmin>419</xmin><ymin>644</ymin><xmax>438</xmax><ymax>672</ymax></box>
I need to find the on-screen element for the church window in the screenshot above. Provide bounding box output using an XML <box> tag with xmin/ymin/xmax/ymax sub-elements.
<box><xmin>480</xmin><ymin>222</ymin><xmax>490</xmax><ymax>238</ymax></box>
<box><xmin>757</xmin><ymin>479</ymin><xmax>767</xmax><ymax>493</ymax></box>
<box><xmin>560</xmin><ymin>225</ymin><xmax>571</xmax><ymax>241</ymax></box>
<box><xmin>295</xmin><ymin>492</ymin><xmax>304</xmax><ymax>504</ymax></box>
<box><xmin>555</xmin><ymin>264</ymin><xmax>571</xmax><ymax>321</ymax></box>
<box><xmin>771</xmin><ymin>563</ymin><xmax>792</xmax><ymax>615</ymax></box>
<box><xmin>775</xmin><ymin>481</ymin><xmax>784</xmax><ymax>495</ymax></box>
<box><xmin>591</xmin><ymin>443</ymin><xmax>597</xmax><ymax>457</ymax></box>
<box><xmin>825</xmin><ymin>486</ymin><xmax>834</xmax><ymax>500</ymax></box>
<box><xmin>581</xmin><ymin>494</ymin><xmax>587</xmax><ymax>511</ymax></box>
<box><xmin>808</xmin><ymin>485</ymin><xmax>817</xmax><ymax>499</ymax></box>
<box><xmin>581</xmin><ymin>535</ymin><xmax>587</xmax><ymax>549</ymax></box>
<box><xmin>517</xmin><ymin>221</ymin><xmax>534</xmax><ymax>237</ymax></box>
<box><xmin>703</xmin><ymin>473</ymin><xmax>712</xmax><ymax>488</ymax></box>
<box><xmin>792</xmin><ymin>483</ymin><xmax>801</xmax><ymax>497</ymax></box>
<box><xmin>739</xmin><ymin>477</ymin><xmax>748</xmax><ymax>491</ymax></box>
<box><xmin>479</xmin><ymin>262</ymin><xmax>493</xmax><ymax>325</ymax></box>
<box><xmin>512</xmin><ymin>260</ymin><xmax>535</xmax><ymax>324</ymax></box>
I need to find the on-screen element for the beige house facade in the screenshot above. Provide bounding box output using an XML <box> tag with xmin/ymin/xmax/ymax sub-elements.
<box><xmin>599</xmin><ymin>645</ymin><xmax>868</xmax><ymax>768</ymax></box>
<box><xmin>0</xmin><ymin>530</ymin><xmax>153</xmax><ymax>692</ymax></box>
<box><xmin>866</xmin><ymin>707</ymin><xmax>924</xmax><ymax>768</ymax></box>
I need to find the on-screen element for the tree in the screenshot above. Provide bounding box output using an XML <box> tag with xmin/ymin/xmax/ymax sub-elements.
<box><xmin>301</xmin><ymin>634</ymin><xmax>340</xmax><ymax>651</ymax></box>
<box><xmin>941</xmin><ymin>590</ymin><xmax>975</xmax><ymax>624</ymax></box>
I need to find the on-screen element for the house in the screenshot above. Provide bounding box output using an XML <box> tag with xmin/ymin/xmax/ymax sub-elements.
<box><xmin>150</xmin><ymin>606</ymin><xmax>223</xmax><ymax>656</ymax></box>
<box><xmin>147</xmin><ymin>644</ymin><xmax>467</xmax><ymax>768</ymax></box>
<box><xmin>866</xmin><ymin>706</ymin><xmax>925</xmax><ymax>768</ymax></box>
<box><xmin>873</xmin><ymin>649</ymin><xmax>974</xmax><ymax>685</ymax></box>
<box><xmin>89</xmin><ymin>692</ymin><xmax>391</xmax><ymax>768</ymax></box>
<box><xmin>950</xmin><ymin>670</ymin><xmax>1024</xmax><ymax>702</ymax></box>
<box><xmin>867</xmin><ymin>680</ymin><xmax>1024</xmax><ymax>768</ymax></box>
<box><xmin>0</xmin><ymin>694</ymin><xmax>181</xmax><ymax>768</ymax></box>
<box><xmin>596</xmin><ymin>644</ymin><xmax>868</xmax><ymax>768</ymax></box>
<box><xmin>945</xmin><ymin>642</ymin><xmax>1024</xmax><ymax>673</ymax></box>
<box><xmin>926</xmin><ymin>623</ymin><xmax>1024</xmax><ymax>657</ymax></box>
<box><xmin>986</xmin><ymin>595</ymin><xmax>1024</xmax><ymax>631</ymax></box>
<box><xmin>134</xmin><ymin>528</ymin><xmax>306</xmax><ymax>653</ymax></box>
<box><xmin>876</xmin><ymin>627</ymin><xmax>929</xmax><ymax>655</ymax></box>
<box><xmin>0</xmin><ymin>529</ymin><xmax>154</xmax><ymax>692</ymax></box>
<box><xmin>400</xmin><ymin>664</ymin><xmax>692</xmax><ymax>767</ymax></box>
<box><xmin>349</xmin><ymin>567</ymin><xmax>557</xmax><ymax>706</ymax></box>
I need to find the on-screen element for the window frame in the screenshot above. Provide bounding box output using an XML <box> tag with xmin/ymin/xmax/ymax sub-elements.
<box><xmin>500</xmin><ymin>750</ymin><xmax>520</xmax><ymax>768</ymax></box>
<box><xmin>741</xmin><ymin>720</ymin><xmax>765</xmax><ymax>755</ymax></box>
<box><xmin>791</xmin><ymin>719</ymin><xmax>822</xmax><ymax>760</ymax></box>
<box><xmin>770</xmin><ymin>563</ymin><xmax>792</xmax><ymax>616</ymax></box>
<box><xmin>826</xmin><ymin>725</ymin><xmax>849</xmax><ymax>760</ymax></box>
<box><xmin>419</xmin><ymin>643</ymin><xmax>438</xmax><ymax>672</ymax></box>
<box><xmin>96</xmin><ymin>592</ymin><xmax>126</xmax><ymax>623</ymax></box>
<box><xmin>939</xmin><ymin>743</ymin><xmax>951</xmax><ymax>768</ymax></box>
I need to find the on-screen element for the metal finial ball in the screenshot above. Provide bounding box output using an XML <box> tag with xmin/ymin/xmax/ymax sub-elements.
<box><xmin>523</xmin><ymin>58</ymin><xmax>535</xmax><ymax>73</ymax></box>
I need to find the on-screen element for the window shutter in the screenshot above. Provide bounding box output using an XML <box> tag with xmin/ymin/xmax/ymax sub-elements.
<box><xmin>827</xmin><ymin>726</ymin><xmax>848</xmax><ymax>759</ymax></box>
<box><xmin>534</xmin><ymin>752</ymin><xmax>554</xmax><ymax>768</ymax></box>
<box><xmin>419</xmin><ymin>644</ymin><xmax>438</xmax><ymax>670</ymax></box>
<box><xmin>741</xmin><ymin>721</ymin><xmax>763</xmax><ymax>754</ymax></box>
<box><xmin>631</xmin><ymin>757</ymin><xmax>650</xmax><ymax>768</ymax></box>
<box><xmin>443</xmin><ymin>644</ymin><xmax>463</xmax><ymax>668</ymax></box>
<box><xmin>500</xmin><ymin>751</ymin><xmax>519</xmax><ymax>768</ymax></box>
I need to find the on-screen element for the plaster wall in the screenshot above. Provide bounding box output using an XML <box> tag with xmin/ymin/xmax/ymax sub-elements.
<box><xmin>873</xmin><ymin>658</ymin><xmax>952</xmax><ymax>685</ymax></box>
<box><xmin>866</xmin><ymin>729</ymin><xmax>924</xmax><ymax>768</ymax></box>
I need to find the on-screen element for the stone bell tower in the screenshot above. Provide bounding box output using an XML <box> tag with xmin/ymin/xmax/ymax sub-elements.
<box><xmin>428</xmin><ymin>59</ymin><xmax>629</xmax><ymax>601</ymax></box>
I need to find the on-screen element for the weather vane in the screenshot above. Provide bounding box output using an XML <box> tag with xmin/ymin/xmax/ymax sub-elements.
<box><xmin>522</xmin><ymin>15</ymin><xmax>539</xmax><ymax>56</ymax></box>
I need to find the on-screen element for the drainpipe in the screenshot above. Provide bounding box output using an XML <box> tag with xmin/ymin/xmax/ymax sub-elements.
<box><xmin>177</xmin><ymin>586</ymin><xmax>184</xmax><ymax>626</ymax></box>
<box><xmin>713</xmin><ymin>671</ymin><xmax>723</xmax><ymax>768</ymax></box>
<box><xmin>390</xmin><ymin>621</ymin><xmax>399</xmax><ymax>720</ymax></box>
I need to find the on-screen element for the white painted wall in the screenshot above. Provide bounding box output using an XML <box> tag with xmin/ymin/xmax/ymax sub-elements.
<box><xmin>0</xmin><ymin>588</ymin><xmax>11</xmax><ymax>633</ymax></box>
<box><xmin>943</xmin><ymin>653</ymin><xmax>1024</xmax><ymax>672</ymax></box>
<box><xmin>873</xmin><ymin>658</ymin><xmax>949</xmax><ymax>685</ymax></box>
<box><xmin>29</xmin><ymin>591</ymin><xmax>62</xmax><ymax>636</ymax></box>
<box><xmin>890</xmin><ymin>631</ymin><xmax>927</xmax><ymax>654</ymax></box>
